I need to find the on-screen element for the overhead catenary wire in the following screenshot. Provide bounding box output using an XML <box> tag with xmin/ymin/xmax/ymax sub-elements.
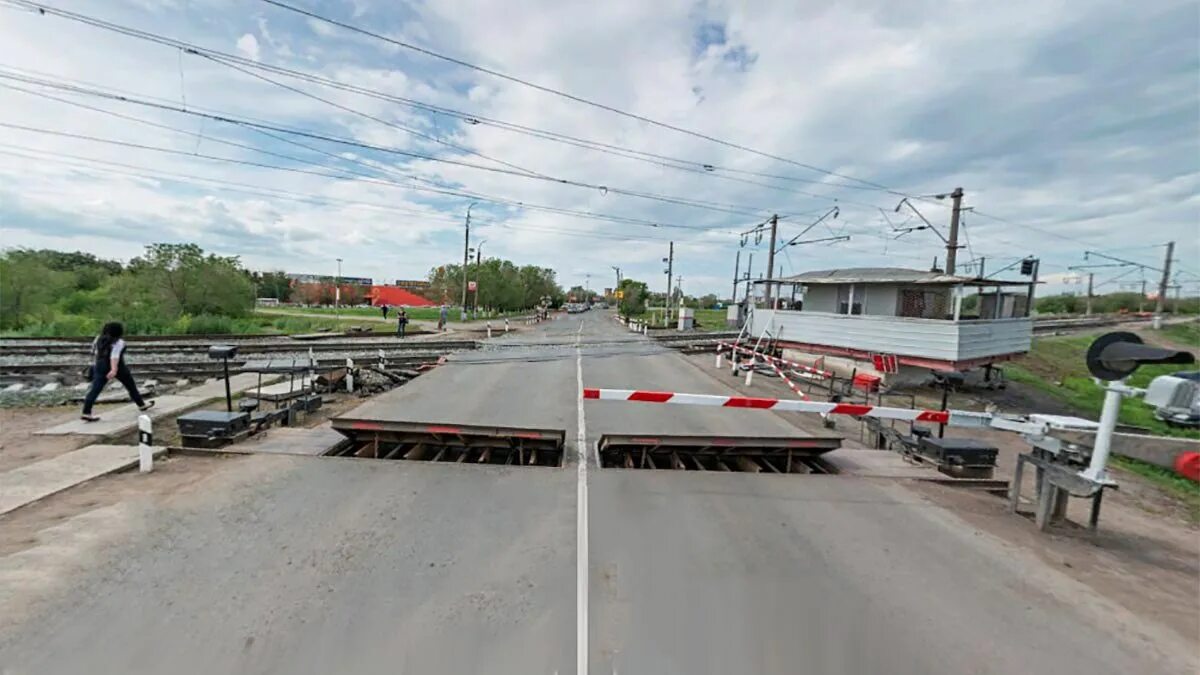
<box><xmin>6</xmin><ymin>0</ymin><xmax>1163</xmax><ymax>258</ymax></box>
<box><xmin>0</xmin><ymin>1</ymin><xmax>913</xmax><ymax>209</ymax></box>
<box><xmin>0</xmin><ymin>145</ymin><xmax>706</xmax><ymax>247</ymax></box>
<box><xmin>257</xmin><ymin>0</ymin><xmax>903</xmax><ymax>194</ymax></box>
<box><xmin>0</xmin><ymin>69</ymin><xmax>778</xmax><ymax>220</ymax></box>
<box><xmin>0</xmin><ymin>128</ymin><xmax>749</xmax><ymax>240</ymax></box>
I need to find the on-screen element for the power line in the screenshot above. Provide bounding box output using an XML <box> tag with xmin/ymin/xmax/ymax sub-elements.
<box><xmin>1</xmin><ymin>0</ymin><xmax>906</xmax><ymax>207</ymax></box>
<box><xmin>8</xmin><ymin>0</ymin><xmax>1161</xmax><ymax>255</ymax></box>
<box><xmin>197</xmin><ymin>51</ymin><xmax>549</xmax><ymax>180</ymax></box>
<box><xmin>258</xmin><ymin>0</ymin><xmax>900</xmax><ymax>193</ymax></box>
<box><xmin>0</xmin><ymin>145</ymin><xmax>704</xmax><ymax>246</ymax></box>
<box><xmin>0</xmin><ymin>125</ymin><xmax>750</xmax><ymax>235</ymax></box>
<box><xmin>0</xmin><ymin>69</ymin><xmax>778</xmax><ymax>220</ymax></box>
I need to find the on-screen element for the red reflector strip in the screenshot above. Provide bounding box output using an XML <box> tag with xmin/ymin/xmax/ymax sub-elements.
<box><xmin>830</xmin><ymin>403</ymin><xmax>873</xmax><ymax>416</ymax></box>
<box><xmin>723</xmin><ymin>397</ymin><xmax>777</xmax><ymax>409</ymax></box>
<box><xmin>426</xmin><ymin>425</ymin><xmax>462</xmax><ymax>434</ymax></box>
<box><xmin>630</xmin><ymin>437</ymin><xmax>661</xmax><ymax>444</ymax></box>
<box><xmin>915</xmin><ymin>410</ymin><xmax>950</xmax><ymax>423</ymax></box>
<box><xmin>513</xmin><ymin>432</ymin><xmax>546</xmax><ymax>439</ymax></box>
<box><xmin>628</xmin><ymin>391</ymin><xmax>675</xmax><ymax>403</ymax></box>
<box><xmin>582</xmin><ymin>388</ymin><xmax>600</xmax><ymax>399</ymax></box>
<box><xmin>349</xmin><ymin>421</ymin><xmax>383</xmax><ymax>431</ymax></box>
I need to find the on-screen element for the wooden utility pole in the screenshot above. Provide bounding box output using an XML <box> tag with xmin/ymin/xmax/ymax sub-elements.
<box><xmin>1155</xmin><ymin>241</ymin><xmax>1174</xmax><ymax>320</ymax></box>
<box><xmin>765</xmin><ymin>214</ymin><xmax>779</xmax><ymax>308</ymax></box>
<box><xmin>1139</xmin><ymin>279</ymin><xmax>1147</xmax><ymax>313</ymax></box>
<box><xmin>945</xmin><ymin>187</ymin><xmax>964</xmax><ymax>275</ymax></box>
<box><xmin>1085</xmin><ymin>272</ymin><xmax>1094</xmax><ymax>316</ymax></box>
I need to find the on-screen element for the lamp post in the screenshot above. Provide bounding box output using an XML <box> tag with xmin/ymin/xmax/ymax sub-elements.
<box><xmin>335</xmin><ymin>257</ymin><xmax>343</xmax><ymax>323</ymax></box>
<box><xmin>474</xmin><ymin>240</ymin><xmax>486</xmax><ymax>318</ymax></box>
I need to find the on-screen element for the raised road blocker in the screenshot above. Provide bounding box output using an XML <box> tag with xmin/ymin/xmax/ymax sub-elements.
<box><xmin>598</xmin><ymin>433</ymin><xmax>840</xmax><ymax>473</ymax></box>
<box><xmin>329</xmin><ymin>418</ymin><xmax>565</xmax><ymax>467</ymax></box>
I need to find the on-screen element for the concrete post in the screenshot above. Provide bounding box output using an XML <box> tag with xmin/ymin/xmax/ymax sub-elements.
<box><xmin>744</xmin><ymin>365</ymin><xmax>754</xmax><ymax>386</ymax></box>
<box><xmin>487</xmin><ymin>322</ymin><xmax>492</xmax><ymax>339</ymax></box>
<box><xmin>137</xmin><ymin>414</ymin><xmax>153</xmax><ymax>473</ymax></box>
<box><xmin>345</xmin><ymin>358</ymin><xmax>354</xmax><ymax>393</ymax></box>
<box><xmin>505</xmin><ymin>318</ymin><xmax>510</xmax><ymax>333</ymax></box>
<box><xmin>716</xmin><ymin>353</ymin><xmax>723</xmax><ymax>369</ymax></box>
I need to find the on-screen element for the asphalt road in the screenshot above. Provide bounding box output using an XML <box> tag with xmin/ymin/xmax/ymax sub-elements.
<box><xmin>0</xmin><ymin>310</ymin><xmax>1188</xmax><ymax>674</ymax></box>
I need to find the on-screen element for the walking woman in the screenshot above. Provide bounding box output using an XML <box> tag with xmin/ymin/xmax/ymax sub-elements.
<box><xmin>81</xmin><ymin>322</ymin><xmax>155</xmax><ymax>422</ymax></box>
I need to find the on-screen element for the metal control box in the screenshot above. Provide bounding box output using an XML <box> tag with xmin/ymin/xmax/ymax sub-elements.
<box><xmin>918</xmin><ymin>436</ymin><xmax>998</xmax><ymax>477</ymax></box>
<box><xmin>177</xmin><ymin>410</ymin><xmax>251</xmax><ymax>448</ymax></box>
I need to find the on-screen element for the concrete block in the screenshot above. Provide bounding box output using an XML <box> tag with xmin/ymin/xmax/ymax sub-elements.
<box><xmin>39</xmin><ymin>383</ymin><xmax>60</xmax><ymax>392</ymax></box>
<box><xmin>3</xmin><ymin>383</ymin><xmax>24</xmax><ymax>393</ymax></box>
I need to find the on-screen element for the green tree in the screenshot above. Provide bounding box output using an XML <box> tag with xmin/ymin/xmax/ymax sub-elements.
<box><xmin>617</xmin><ymin>278</ymin><xmax>649</xmax><ymax>316</ymax></box>
<box><xmin>0</xmin><ymin>253</ymin><xmax>70</xmax><ymax>329</ymax></box>
<box><xmin>128</xmin><ymin>243</ymin><xmax>253</xmax><ymax>318</ymax></box>
<box><xmin>253</xmin><ymin>271</ymin><xmax>292</xmax><ymax>301</ymax></box>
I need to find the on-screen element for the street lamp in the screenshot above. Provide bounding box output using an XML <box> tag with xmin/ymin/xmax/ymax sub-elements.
<box><xmin>473</xmin><ymin>240</ymin><xmax>486</xmax><ymax>319</ymax></box>
<box><xmin>335</xmin><ymin>257</ymin><xmax>343</xmax><ymax>323</ymax></box>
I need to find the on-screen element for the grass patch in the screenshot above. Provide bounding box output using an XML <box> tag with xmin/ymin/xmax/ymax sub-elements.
<box><xmin>693</xmin><ymin>308</ymin><xmax>728</xmax><ymax>329</ymax></box>
<box><xmin>1006</xmin><ymin>334</ymin><xmax>1199</xmax><ymax>440</ymax></box>
<box><xmin>1111</xmin><ymin>456</ymin><xmax>1200</xmax><ymax>522</ymax></box>
<box><xmin>1163</xmin><ymin>321</ymin><xmax>1200</xmax><ymax>347</ymax></box>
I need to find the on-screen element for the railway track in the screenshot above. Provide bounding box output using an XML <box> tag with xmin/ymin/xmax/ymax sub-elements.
<box><xmin>0</xmin><ymin>338</ymin><xmax>478</xmax><ymax>358</ymax></box>
<box><xmin>0</xmin><ymin>330</ymin><xmax>733</xmax><ymax>384</ymax></box>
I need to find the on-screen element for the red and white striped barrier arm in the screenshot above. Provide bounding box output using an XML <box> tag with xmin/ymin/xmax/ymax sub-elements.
<box><xmin>582</xmin><ymin>388</ymin><xmax>995</xmax><ymax>427</ymax></box>
<box><xmin>718</xmin><ymin>342</ymin><xmax>832</xmax><ymax>378</ymax></box>
<box><xmin>759</xmin><ymin>354</ymin><xmax>812</xmax><ymax>401</ymax></box>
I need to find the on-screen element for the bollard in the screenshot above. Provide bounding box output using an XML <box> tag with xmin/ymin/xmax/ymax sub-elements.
<box><xmin>487</xmin><ymin>322</ymin><xmax>492</xmax><ymax>339</ymax></box>
<box><xmin>378</xmin><ymin>348</ymin><xmax>386</xmax><ymax>369</ymax></box>
<box><xmin>345</xmin><ymin>357</ymin><xmax>354</xmax><ymax>393</ymax></box>
<box><xmin>730</xmin><ymin>354</ymin><xmax>739</xmax><ymax>375</ymax></box>
<box><xmin>716</xmin><ymin>352</ymin><xmax>724</xmax><ymax>369</ymax></box>
<box><xmin>744</xmin><ymin>365</ymin><xmax>754</xmax><ymax>386</ymax></box>
<box><xmin>504</xmin><ymin>318</ymin><xmax>510</xmax><ymax>333</ymax></box>
<box><xmin>137</xmin><ymin>414</ymin><xmax>153</xmax><ymax>473</ymax></box>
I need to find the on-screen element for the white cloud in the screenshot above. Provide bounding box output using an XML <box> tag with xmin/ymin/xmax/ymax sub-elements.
<box><xmin>0</xmin><ymin>0</ymin><xmax>1196</xmax><ymax>296</ymax></box>
<box><xmin>235</xmin><ymin>33</ymin><xmax>260</xmax><ymax>61</ymax></box>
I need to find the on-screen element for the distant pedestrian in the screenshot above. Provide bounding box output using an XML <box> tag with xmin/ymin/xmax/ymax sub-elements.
<box><xmin>396</xmin><ymin>308</ymin><xmax>408</xmax><ymax>338</ymax></box>
<box><xmin>81</xmin><ymin>322</ymin><xmax>154</xmax><ymax>422</ymax></box>
<box><xmin>381</xmin><ymin>304</ymin><xmax>389</xmax><ymax>320</ymax></box>
<box><xmin>438</xmin><ymin>304</ymin><xmax>448</xmax><ymax>331</ymax></box>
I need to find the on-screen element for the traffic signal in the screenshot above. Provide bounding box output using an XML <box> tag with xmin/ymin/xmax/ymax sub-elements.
<box><xmin>1020</xmin><ymin>258</ymin><xmax>1035</xmax><ymax>275</ymax></box>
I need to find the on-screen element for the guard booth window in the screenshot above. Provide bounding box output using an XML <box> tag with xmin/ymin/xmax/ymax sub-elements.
<box><xmin>899</xmin><ymin>289</ymin><xmax>949</xmax><ymax>318</ymax></box>
<box><xmin>836</xmin><ymin>284</ymin><xmax>862</xmax><ymax>315</ymax></box>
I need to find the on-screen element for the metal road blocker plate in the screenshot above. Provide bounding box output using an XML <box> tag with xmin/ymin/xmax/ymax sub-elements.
<box><xmin>598</xmin><ymin>434</ymin><xmax>841</xmax><ymax>473</ymax></box>
<box><xmin>330</xmin><ymin>417</ymin><xmax>565</xmax><ymax>467</ymax></box>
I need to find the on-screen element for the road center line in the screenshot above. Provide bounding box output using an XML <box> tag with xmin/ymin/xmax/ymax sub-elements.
<box><xmin>575</xmin><ymin>319</ymin><xmax>589</xmax><ymax>675</ymax></box>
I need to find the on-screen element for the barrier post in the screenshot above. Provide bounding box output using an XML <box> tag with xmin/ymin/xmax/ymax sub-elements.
<box><xmin>346</xmin><ymin>358</ymin><xmax>354</xmax><ymax>393</ymax></box>
<box><xmin>137</xmin><ymin>414</ymin><xmax>153</xmax><ymax>473</ymax></box>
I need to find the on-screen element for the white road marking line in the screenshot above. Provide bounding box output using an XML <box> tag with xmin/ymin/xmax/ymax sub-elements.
<box><xmin>575</xmin><ymin>319</ymin><xmax>589</xmax><ymax>675</ymax></box>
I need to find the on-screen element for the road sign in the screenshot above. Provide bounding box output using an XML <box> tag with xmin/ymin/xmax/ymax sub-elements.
<box><xmin>616</xmin><ymin>290</ymin><xmax>624</xmax><ymax>299</ymax></box>
<box><xmin>468</xmin><ymin>281</ymin><xmax>477</xmax><ymax>291</ymax></box>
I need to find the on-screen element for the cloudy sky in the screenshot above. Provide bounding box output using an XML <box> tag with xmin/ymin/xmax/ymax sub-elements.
<box><xmin>0</xmin><ymin>0</ymin><xmax>1196</xmax><ymax>297</ymax></box>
